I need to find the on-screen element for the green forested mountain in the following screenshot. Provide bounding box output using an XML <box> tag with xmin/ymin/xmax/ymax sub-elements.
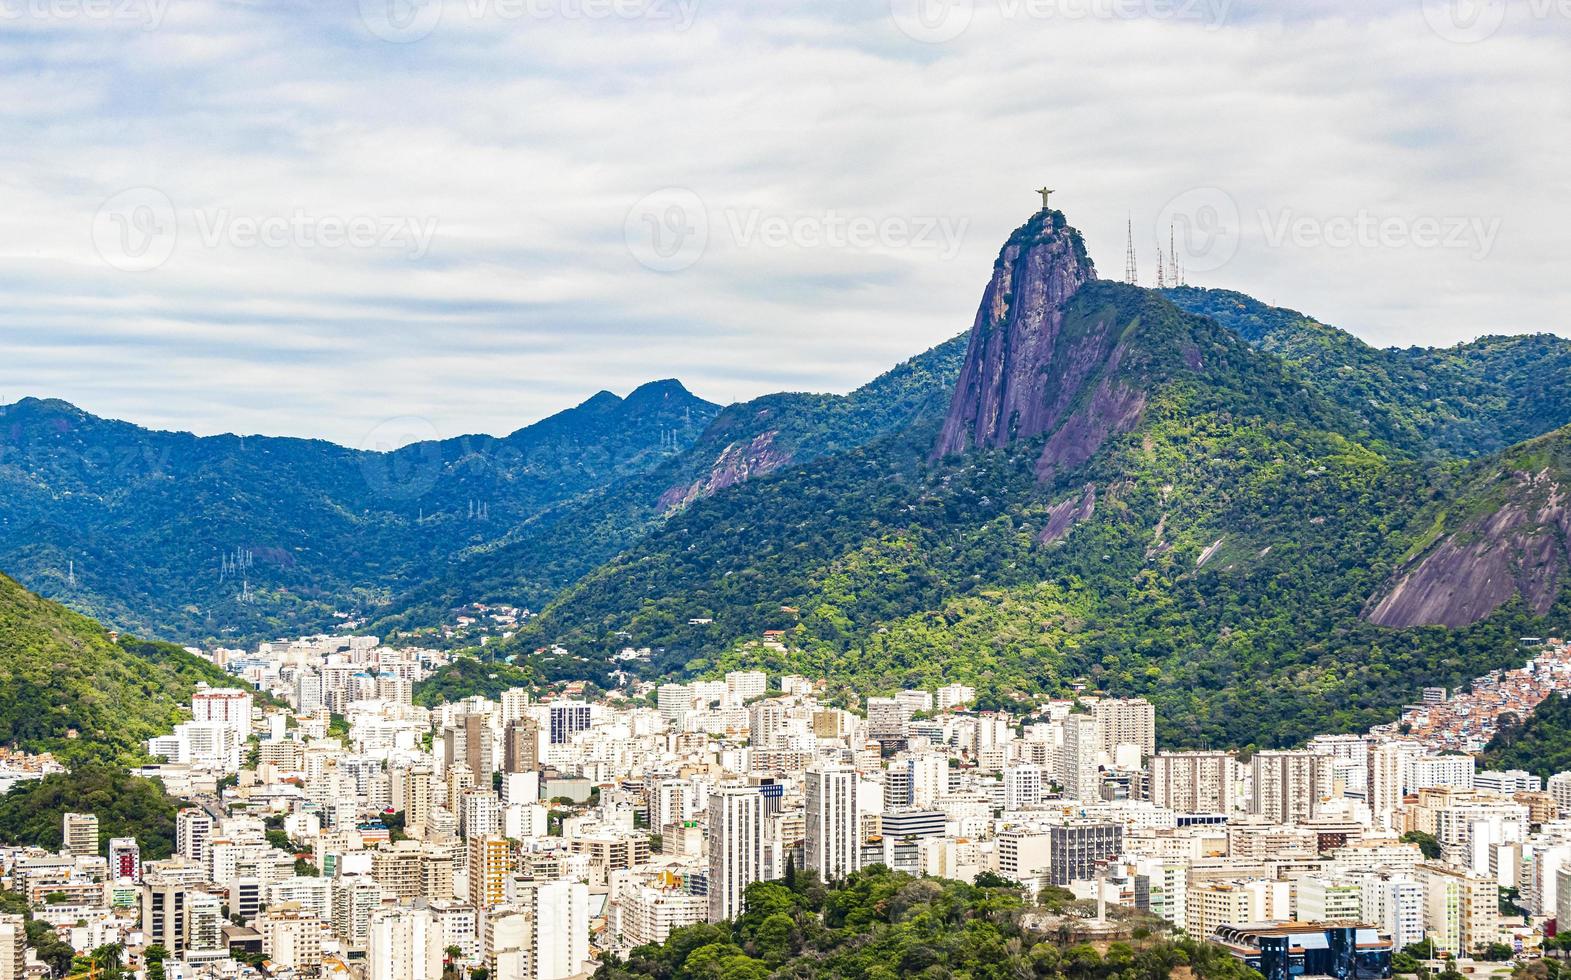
<box><xmin>0</xmin><ymin>572</ymin><xmax>234</xmax><ymax>763</ymax></box>
<box><xmin>0</xmin><ymin>381</ymin><xmax>719</xmax><ymax>641</ymax></box>
<box><xmin>5</xmin><ymin>208</ymin><xmax>1571</xmax><ymax>751</ymax></box>
<box><xmin>1162</xmin><ymin>286</ymin><xmax>1571</xmax><ymax>457</ymax></box>
<box><xmin>373</xmin><ymin>333</ymin><xmax>969</xmax><ymax>637</ymax></box>
<box><xmin>488</xmin><ymin>212</ymin><xmax>1571</xmax><ymax>749</ymax></box>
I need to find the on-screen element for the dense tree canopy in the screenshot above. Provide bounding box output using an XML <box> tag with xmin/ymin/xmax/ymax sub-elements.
<box><xmin>0</xmin><ymin>765</ymin><xmax>182</xmax><ymax>859</ymax></box>
<box><xmin>599</xmin><ymin>866</ymin><xmax>1259</xmax><ymax>980</ymax></box>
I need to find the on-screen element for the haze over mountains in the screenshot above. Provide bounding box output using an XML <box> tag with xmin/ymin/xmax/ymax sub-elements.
<box><xmin>0</xmin><ymin>381</ymin><xmax>719</xmax><ymax>638</ymax></box>
<box><xmin>3</xmin><ymin>207</ymin><xmax>1569</xmax><ymax>747</ymax></box>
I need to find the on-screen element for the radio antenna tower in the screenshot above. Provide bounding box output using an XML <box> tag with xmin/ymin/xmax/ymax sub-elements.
<box><xmin>1155</xmin><ymin>242</ymin><xmax>1166</xmax><ymax>289</ymax></box>
<box><xmin>1168</xmin><ymin>223</ymin><xmax>1179</xmax><ymax>287</ymax></box>
<box><xmin>1123</xmin><ymin>214</ymin><xmax>1138</xmax><ymax>285</ymax></box>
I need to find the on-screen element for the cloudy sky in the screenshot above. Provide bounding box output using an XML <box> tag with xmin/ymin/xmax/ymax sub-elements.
<box><xmin>1</xmin><ymin>0</ymin><xmax>1567</xmax><ymax>447</ymax></box>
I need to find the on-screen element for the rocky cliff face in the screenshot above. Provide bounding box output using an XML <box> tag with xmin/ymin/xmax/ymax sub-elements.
<box><xmin>934</xmin><ymin>209</ymin><xmax>1097</xmax><ymax>459</ymax></box>
<box><xmin>657</xmin><ymin>429</ymin><xmax>793</xmax><ymax>513</ymax></box>
<box><xmin>1366</xmin><ymin>440</ymin><xmax>1571</xmax><ymax>627</ymax></box>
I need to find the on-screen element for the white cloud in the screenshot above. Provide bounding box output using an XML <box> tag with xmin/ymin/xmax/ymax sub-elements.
<box><xmin>0</xmin><ymin>0</ymin><xmax>1567</xmax><ymax>443</ymax></box>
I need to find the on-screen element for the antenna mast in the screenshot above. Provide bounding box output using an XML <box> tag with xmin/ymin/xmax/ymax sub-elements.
<box><xmin>1123</xmin><ymin>214</ymin><xmax>1138</xmax><ymax>286</ymax></box>
<box><xmin>1168</xmin><ymin>223</ymin><xmax>1179</xmax><ymax>287</ymax></box>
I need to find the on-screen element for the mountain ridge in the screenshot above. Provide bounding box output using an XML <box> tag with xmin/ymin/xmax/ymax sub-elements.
<box><xmin>0</xmin><ymin>381</ymin><xmax>723</xmax><ymax>641</ymax></box>
<box><xmin>484</xmin><ymin>210</ymin><xmax>1570</xmax><ymax>748</ymax></box>
<box><xmin>1161</xmin><ymin>286</ymin><xmax>1571</xmax><ymax>457</ymax></box>
<box><xmin>4</xmin><ymin>208</ymin><xmax>1571</xmax><ymax>752</ymax></box>
<box><xmin>1</xmin><ymin>378</ymin><xmax>714</xmax><ymax>450</ymax></box>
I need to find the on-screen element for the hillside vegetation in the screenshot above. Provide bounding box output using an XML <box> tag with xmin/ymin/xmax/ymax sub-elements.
<box><xmin>1483</xmin><ymin>691</ymin><xmax>1571</xmax><ymax>780</ymax></box>
<box><xmin>0</xmin><ymin>572</ymin><xmax>233</xmax><ymax>763</ymax></box>
<box><xmin>1163</xmin><ymin>286</ymin><xmax>1571</xmax><ymax>457</ymax></box>
<box><xmin>0</xmin><ymin>766</ymin><xmax>182</xmax><ymax>858</ymax></box>
<box><xmin>0</xmin><ymin>381</ymin><xmax>719</xmax><ymax>642</ymax></box>
<box><xmin>599</xmin><ymin>865</ymin><xmax>1256</xmax><ymax>980</ymax></box>
<box><xmin>502</xmin><ymin>266</ymin><xmax>1569</xmax><ymax>747</ymax></box>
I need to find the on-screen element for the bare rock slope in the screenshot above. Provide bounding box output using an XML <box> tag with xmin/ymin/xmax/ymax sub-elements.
<box><xmin>1367</xmin><ymin>429</ymin><xmax>1571</xmax><ymax>628</ymax></box>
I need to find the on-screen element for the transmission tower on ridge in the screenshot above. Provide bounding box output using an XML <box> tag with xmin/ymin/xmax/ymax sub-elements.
<box><xmin>1123</xmin><ymin>215</ymin><xmax>1138</xmax><ymax>285</ymax></box>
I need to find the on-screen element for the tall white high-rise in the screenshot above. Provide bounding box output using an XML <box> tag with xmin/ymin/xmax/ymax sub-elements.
<box><xmin>1003</xmin><ymin>765</ymin><xmax>1043</xmax><ymax>809</ymax></box>
<box><xmin>460</xmin><ymin>790</ymin><xmax>501</xmax><ymax>839</ymax></box>
<box><xmin>707</xmin><ymin>785</ymin><xmax>763</xmax><ymax>922</ymax></box>
<box><xmin>367</xmin><ymin>906</ymin><xmax>443</xmax><ymax>980</ymax></box>
<box><xmin>805</xmin><ymin>765</ymin><xmax>859</xmax><ymax>882</ymax></box>
<box><xmin>648</xmin><ymin>779</ymin><xmax>692</xmax><ymax>831</ymax></box>
<box><xmin>191</xmin><ymin>687</ymin><xmax>254</xmax><ymax>727</ymax></box>
<box><xmin>524</xmin><ymin>879</ymin><xmax>590</xmax><ymax>980</ymax></box>
<box><xmin>657</xmin><ymin>684</ymin><xmax>694</xmax><ymax>725</ymax></box>
<box><xmin>295</xmin><ymin>669</ymin><xmax>323</xmax><ymax>714</ymax></box>
<box><xmin>176</xmin><ymin>808</ymin><xmax>213</xmax><ymax>865</ymax></box>
<box><xmin>1368</xmin><ymin>743</ymin><xmax>1409</xmax><ymax>831</ymax></box>
<box><xmin>1061</xmin><ymin>715</ymin><xmax>1102</xmax><ymax>803</ymax></box>
<box><xmin>1361</xmin><ymin>875</ymin><xmax>1425</xmax><ymax>950</ymax></box>
<box><xmin>499</xmin><ymin>687</ymin><xmax>531</xmax><ymax>725</ymax></box>
<box><xmin>726</xmin><ymin>670</ymin><xmax>768</xmax><ymax>702</ymax></box>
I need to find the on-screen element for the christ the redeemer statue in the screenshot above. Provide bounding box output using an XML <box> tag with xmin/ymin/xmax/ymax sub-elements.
<box><xmin>1036</xmin><ymin>187</ymin><xmax>1054</xmax><ymax>211</ymax></box>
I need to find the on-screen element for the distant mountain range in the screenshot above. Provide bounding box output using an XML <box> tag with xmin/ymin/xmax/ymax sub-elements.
<box><xmin>4</xmin><ymin>207</ymin><xmax>1570</xmax><ymax>746</ymax></box>
<box><xmin>0</xmin><ymin>380</ymin><xmax>719</xmax><ymax>639</ymax></box>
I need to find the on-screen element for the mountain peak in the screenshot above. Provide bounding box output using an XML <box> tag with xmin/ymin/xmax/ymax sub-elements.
<box><xmin>624</xmin><ymin>378</ymin><xmax>694</xmax><ymax>404</ymax></box>
<box><xmin>934</xmin><ymin>209</ymin><xmax>1098</xmax><ymax>458</ymax></box>
<box><xmin>1</xmin><ymin>396</ymin><xmax>85</xmax><ymax>417</ymax></box>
